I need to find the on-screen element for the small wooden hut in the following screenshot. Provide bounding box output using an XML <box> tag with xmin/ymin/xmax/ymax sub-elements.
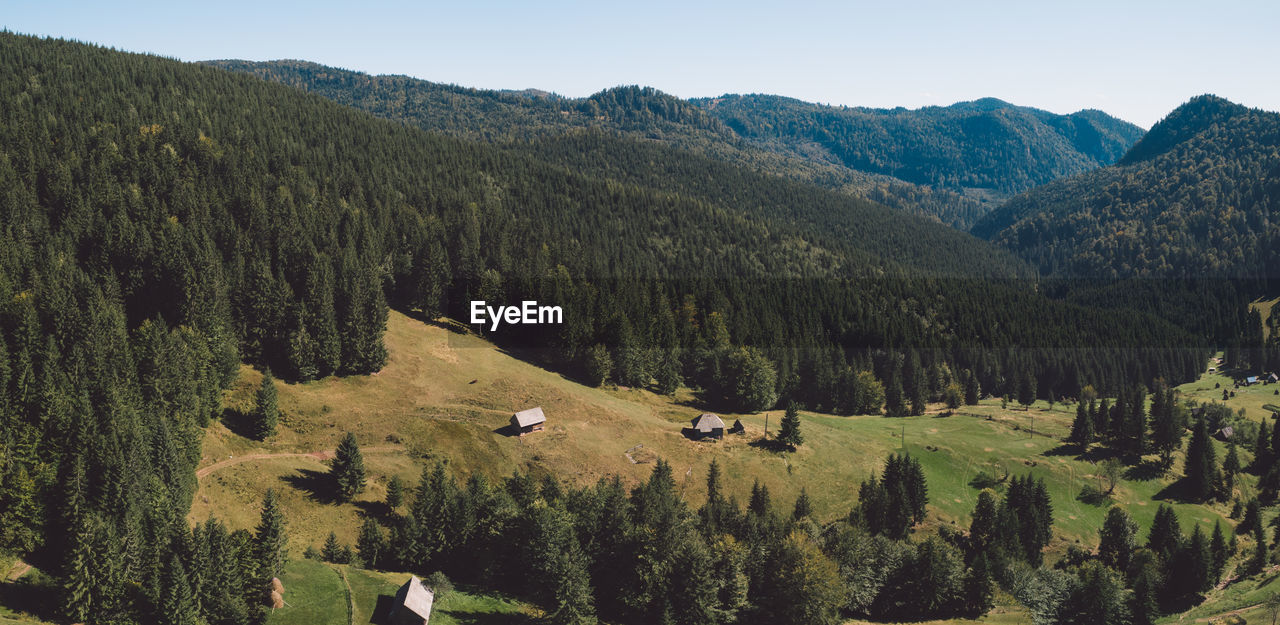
<box><xmin>389</xmin><ymin>575</ymin><xmax>434</xmax><ymax>625</ymax></box>
<box><xmin>690</xmin><ymin>413</ymin><xmax>725</xmax><ymax>440</ymax></box>
<box><xmin>511</xmin><ymin>407</ymin><xmax>546</xmax><ymax>435</ymax></box>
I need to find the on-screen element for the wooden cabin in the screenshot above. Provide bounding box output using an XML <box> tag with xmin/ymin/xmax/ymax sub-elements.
<box><xmin>729</xmin><ymin>419</ymin><xmax>745</xmax><ymax>435</ymax></box>
<box><xmin>389</xmin><ymin>575</ymin><xmax>435</xmax><ymax>625</ymax></box>
<box><xmin>511</xmin><ymin>407</ymin><xmax>546</xmax><ymax>435</ymax></box>
<box><xmin>690</xmin><ymin>413</ymin><xmax>725</xmax><ymax>440</ymax></box>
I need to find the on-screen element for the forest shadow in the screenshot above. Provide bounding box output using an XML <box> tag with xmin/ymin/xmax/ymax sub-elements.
<box><xmin>220</xmin><ymin>405</ymin><xmax>258</xmax><ymax>440</ymax></box>
<box><xmin>436</xmin><ymin>610</ymin><xmax>535</xmax><ymax>625</ymax></box>
<box><xmin>280</xmin><ymin>468</ymin><xmax>337</xmax><ymax>504</ymax></box>
<box><xmin>369</xmin><ymin>594</ymin><xmax>395</xmax><ymax>623</ymax></box>
<box><xmin>748</xmin><ymin>437</ymin><xmax>792</xmax><ymax>453</ymax></box>
<box><xmin>1152</xmin><ymin>478</ymin><xmax>1194</xmax><ymax>502</ymax></box>
<box><xmin>1044</xmin><ymin>443</ymin><xmax>1084</xmax><ymax>457</ymax></box>
<box><xmin>0</xmin><ymin>575</ymin><xmax>59</xmax><ymax>622</ymax></box>
<box><xmin>1124</xmin><ymin>459</ymin><xmax>1167</xmax><ymax>481</ymax></box>
<box><xmin>354</xmin><ymin>500</ymin><xmax>394</xmax><ymax>521</ymax></box>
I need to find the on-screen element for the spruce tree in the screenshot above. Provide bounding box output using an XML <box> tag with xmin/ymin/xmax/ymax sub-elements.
<box><xmin>254</xmin><ymin>489</ymin><xmax>288</xmax><ymax>592</ymax></box>
<box><xmin>161</xmin><ymin>553</ymin><xmax>200</xmax><ymax>625</ymax></box>
<box><xmin>1251</xmin><ymin>500</ymin><xmax>1269</xmax><ymax>573</ymax></box>
<box><xmin>322</xmin><ymin>531</ymin><xmax>342</xmax><ymax>562</ymax></box>
<box><xmin>777</xmin><ymin>402</ymin><xmax>804</xmax><ymax>450</ymax></box>
<box><xmin>1210</xmin><ymin>520</ymin><xmax>1228</xmax><ymax>579</ymax></box>
<box><xmin>962</xmin><ymin>551</ymin><xmax>994</xmax><ymax>617</ymax></box>
<box><xmin>1070</xmin><ymin>400</ymin><xmax>1095</xmax><ymax>446</ymax></box>
<box><xmin>357</xmin><ymin>517</ymin><xmax>385</xmax><ymax>569</ymax></box>
<box><xmin>1146</xmin><ymin>504</ymin><xmax>1183</xmax><ymax>562</ymax></box>
<box><xmin>331</xmin><ymin>432</ymin><xmax>367</xmax><ymax>503</ymax></box>
<box><xmin>549</xmin><ymin>539</ymin><xmax>597</xmax><ymax>625</ymax></box>
<box><xmin>1098</xmin><ymin>506</ymin><xmax>1137</xmax><ymax>572</ymax></box>
<box><xmin>792</xmin><ymin>488</ymin><xmax>812</xmax><ymax>521</ymax></box>
<box><xmin>386</xmin><ymin>475</ymin><xmax>406</xmax><ymax>509</ymax></box>
<box><xmin>1223</xmin><ymin>441</ymin><xmax>1241</xmax><ymax>491</ymax></box>
<box><xmin>251</xmin><ymin>369</ymin><xmax>279</xmax><ymax>440</ymax></box>
<box><xmin>1183</xmin><ymin>415</ymin><xmax>1217</xmax><ymax>501</ymax></box>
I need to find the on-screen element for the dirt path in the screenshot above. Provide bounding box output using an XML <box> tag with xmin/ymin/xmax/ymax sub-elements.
<box><xmin>333</xmin><ymin>565</ymin><xmax>355</xmax><ymax>625</ymax></box>
<box><xmin>4</xmin><ymin>560</ymin><xmax>31</xmax><ymax>582</ymax></box>
<box><xmin>196</xmin><ymin>446</ymin><xmax>401</xmax><ymax>479</ymax></box>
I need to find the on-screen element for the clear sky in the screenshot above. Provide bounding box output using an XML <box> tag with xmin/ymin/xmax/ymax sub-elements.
<box><xmin>5</xmin><ymin>0</ymin><xmax>1278</xmax><ymax>128</ymax></box>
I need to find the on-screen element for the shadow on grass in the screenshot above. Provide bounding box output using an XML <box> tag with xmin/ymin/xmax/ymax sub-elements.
<box><xmin>437</xmin><ymin>610</ymin><xmax>535</xmax><ymax>625</ymax></box>
<box><xmin>220</xmin><ymin>405</ymin><xmax>261</xmax><ymax>440</ymax></box>
<box><xmin>748</xmin><ymin>437</ymin><xmax>794</xmax><ymax>453</ymax></box>
<box><xmin>493</xmin><ymin>424</ymin><xmax>521</xmax><ymax>437</ymax></box>
<box><xmin>281</xmin><ymin>468</ymin><xmax>338</xmax><ymax>504</ymax></box>
<box><xmin>1124</xmin><ymin>459</ymin><xmax>1167</xmax><ymax>482</ymax></box>
<box><xmin>354</xmin><ymin>500</ymin><xmax>395</xmax><ymax>521</ymax></box>
<box><xmin>0</xmin><ymin>572</ymin><xmax>59</xmax><ymax>622</ymax></box>
<box><xmin>1152</xmin><ymin>478</ymin><xmax>1197</xmax><ymax>502</ymax></box>
<box><xmin>1044</xmin><ymin>442</ymin><xmax>1084</xmax><ymax>457</ymax></box>
<box><xmin>369</xmin><ymin>594</ymin><xmax>395</xmax><ymax>623</ymax></box>
<box><xmin>1077</xmin><ymin>484</ymin><xmax>1113</xmax><ymax>506</ymax></box>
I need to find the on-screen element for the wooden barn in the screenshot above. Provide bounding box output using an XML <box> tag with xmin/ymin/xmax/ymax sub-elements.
<box><xmin>690</xmin><ymin>413</ymin><xmax>725</xmax><ymax>440</ymax></box>
<box><xmin>511</xmin><ymin>407</ymin><xmax>546</xmax><ymax>435</ymax></box>
<box><xmin>729</xmin><ymin>419</ymin><xmax>745</xmax><ymax>435</ymax></box>
<box><xmin>389</xmin><ymin>575</ymin><xmax>435</xmax><ymax>625</ymax></box>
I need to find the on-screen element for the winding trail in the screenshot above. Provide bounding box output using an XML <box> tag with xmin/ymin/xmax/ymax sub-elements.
<box><xmin>4</xmin><ymin>560</ymin><xmax>31</xmax><ymax>582</ymax></box>
<box><xmin>196</xmin><ymin>446</ymin><xmax>402</xmax><ymax>479</ymax></box>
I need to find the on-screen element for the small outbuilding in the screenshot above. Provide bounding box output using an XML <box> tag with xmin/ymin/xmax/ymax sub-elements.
<box><xmin>511</xmin><ymin>407</ymin><xmax>546</xmax><ymax>435</ymax></box>
<box><xmin>729</xmin><ymin>419</ymin><xmax>745</xmax><ymax>435</ymax></box>
<box><xmin>1246</xmin><ymin>376</ymin><xmax>1259</xmax><ymax>386</ymax></box>
<box><xmin>690</xmin><ymin>413</ymin><xmax>725</xmax><ymax>440</ymax></box>
<box><xmin>1215</xmin><ymin>425</ymin><xmax>1235</xmax><ymax>442</ymax></box>
<box><xmin>1269</xmin><ymin>373</ymin><xmax>1279</xmax><ymax>384</ymax></box>
<box><xmin>389</xmin><ymin>575</ymin><xmax>435</xmax><ymax>625</ymax></box>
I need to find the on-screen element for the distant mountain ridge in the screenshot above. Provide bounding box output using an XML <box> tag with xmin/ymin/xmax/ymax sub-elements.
<box><xmin>972</xmin><ymin>95</ymin><xmax>1280</xmax><ymax>281</ymax></box>
<box><xmin>203</xmin><ymin>60</ymin><xmax>1138</xmax><ymax>229</ymax></box>
<box><xmin>692</xmin><ymin>93</ymin><xmax>1145</xmax><ymax>197</ymax></box>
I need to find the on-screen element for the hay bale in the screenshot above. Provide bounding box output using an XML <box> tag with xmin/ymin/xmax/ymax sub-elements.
<box><xmin>271</xmin><ymin>577</ymin><xmax>285</xmax><ymax>594</ymax></box>
<box><xmin>269</xmin><ymin>590</ymin><xmax>284</xmax><ymax>609</ymax></box>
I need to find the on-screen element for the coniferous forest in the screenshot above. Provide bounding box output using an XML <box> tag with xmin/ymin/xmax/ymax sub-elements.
<box><xmin>0</xmin><ymin>29</ymin><xmax>1277</xmax><ymax>625</ymax></box>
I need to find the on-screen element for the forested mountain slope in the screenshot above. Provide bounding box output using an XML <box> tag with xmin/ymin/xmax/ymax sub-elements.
<box><xmin>693</xmin><ymin>94</ymin><xmax>1145</xmax><ymax>196</ymax></box>
<box><xmin>204</xmin><ymin>60</ymin><xmax>993</xmax><ymax>227</ymax></box>
<box><xmin>973</xmin><ymin>95</ymin><xmax>1280</xmax><ymax>280</ymax></box>
<box><xmin>0</xmin><ymin>33</ymin><xmax>1206</xmax><ymax>624</ymax></box>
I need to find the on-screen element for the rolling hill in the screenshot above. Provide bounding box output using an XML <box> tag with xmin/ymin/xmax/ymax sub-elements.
<box><xmin>693</xmin><ymin>94</ymin><xmax>1144</xmax><ymax>197</ymax></box>
<box><xmin>204</xmin><ymin>60</ymin><xmax>1139</xmax><ymax>229</ymax></box>
<box><xmin>972</xmin><ymin>95</ymin><xmax>1280</xmax><ymax>281</ymax></box>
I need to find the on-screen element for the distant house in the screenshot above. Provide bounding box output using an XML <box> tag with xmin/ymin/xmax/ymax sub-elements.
<box><xmin>729</xmin><ymin>419</ymin><xmax>745</xmax><ymax>435</ymax></box>
<box><xmin>1269</xmin><ymin>373</ymin><xmax>1279</xmax><ymax>384</ymax></box>
<box><xmin>389</xmin><ymin>575</ymin><xmax>434</xmax><ymax>625</ymax></box>
<box><xmin>511</xmin><ymin>407</ymin><xmax>546</xmax><ymax>435</ymax></box>
<box><xmin>1246</xmin><ymin>376</ymin><xmax>1259</xmax><ymax>386</ymax></box>
<box><xmin>690</xmin><ymin>413</ymin><xmax>725</xmax><ymax>440</ymax></box>
<box><xmin>1215</xmin><ymin>425</ymin><xmax>1235</xmax><ymax>442</ymax></box>
<box><xmin>1208</xmin><ymin>367</ymin><xmax>1216</xmax><ymax>373</ymax></box>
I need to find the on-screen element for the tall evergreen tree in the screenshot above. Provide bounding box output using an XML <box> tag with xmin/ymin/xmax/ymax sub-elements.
<box><xmin>331</xmin><ymin>432</ymin><xmax>367</xmax><ymax>503</ymax></box>
<box><xmin>251</xmin><ymin>369</ymin><xmax>279</xmax><ymax>440</ymax></box>
<box><xmin>777</xmin><ymin>402</ymin><xmax>804</xmax><ymax>450</ymax></box>
<box><xmin>1182</xmin><ymin>415</ymin><xmax>1217</xmax><ymax>501</ymax></box>
<box><xmin>1069</xmin><ymin>400</ymin><xmax>1095</xmax><ymax>446</ymax></box>
<box><xmin>357</xmin><ymin>517</ymin><xmax>386</xmax><ymax>569</ymax></box>
<box><xmin>254</xmin><ymin>489</ymin><xmax>288</xmax><ymax>603</ymax></box>
<box><xmin>1098</xmin><ymin>506</ymin><xmax>1137</xmax><ymax>572</ymax></box>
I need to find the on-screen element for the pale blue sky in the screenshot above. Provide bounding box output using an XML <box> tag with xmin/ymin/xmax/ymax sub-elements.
<box><xmin>5</xmin><ymin>0</ymin><xmax>1278</xmax><ymax>127</ymax></box>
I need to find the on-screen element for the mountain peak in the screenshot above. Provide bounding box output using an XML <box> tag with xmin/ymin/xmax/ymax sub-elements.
<box><xmin>1118</xmin><ymin>94</ymin><xmax>1248</xmax><ymax>165</ymax></box>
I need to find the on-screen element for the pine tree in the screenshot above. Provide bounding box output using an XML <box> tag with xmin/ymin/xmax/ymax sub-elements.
<box><xmin>331</xmin><ymin>432</ymin><xmax>367</xmax><ymax>503</ymax></box>
<box><xmin>1017</xmin><ymin>368</ymin><xmax>1036</xmax><ymax>410</ymax></box>
<box><xmin>1223</xmin><ymin>441</ymin><xmax>1241</xmax><ymax>492</ymax></box>
<box><xmin>1098</xmin><ymin>506</ymin><xmax>1137</xmax><ymax>572</ymax></box>
<box><xmin>1255</xmin><ymin>419</ymin><xmax>1274</xmax><ymax>472</ymax></box>
<box><xmin>251</xmin><ymin>369</ymin><xmax>279</xmax><ymax>440</ymax></box>
<box><xmin>60</xmin><ymin>515</ymin><xmax>94</xmax><ymax>622</ymax></box>
<box><xmin>357</xmin><ymin>517</ymin><xmax>386</xmax><ymax>569</ymax></box>
<box><xmin>655</xmin><ymin>350</ymin><xmax>681</xmax><ymax>395</ymax></box>
<box><xmin>903</xmin><ymin>351</ymin><xmax>927</xmax><ymax>415</ymax></box>
<box><xmin>1129</xmin><ymin>550</ymin><xmax>1161</xmax><ymax>625</ymax></box>
<box><xmin>254</xmin><ymin>489</ymin><xmax>288</xmax><ymax>594</ymax></box>
<box><xmin>1146</xmin><ymin>504</ymin><xmax>1183</xmax><ymax>562</ymax></box>
<box><xmin>548</xmin><ymin>539</ymin><xmax>597</xmax><ymax>625</ymax></box>
<box><xmin>968</xmin><ymin>489</ymin><xmax>999</xmax><ymax>561</ymax></box>
<box><xmin>1183</xmin><ymin>415</ymin><xmax>1217</xmax><ymax>501</ymax></box>
<box><xmin>962</xmin><ymin>551</ymin><xmax>994</xmax><ymax>617</ymax></box>
<box><xmin>1069</xmin><ymin>400</ymin><xmax>1095</xmax><ymax>446</ymax></box>
<box><xmin>161</xmin><ymin>553</ymin><xmax>200</xmax><ymax>625</ymax></box>
<box><xmin>386</xmin><ymin>475</ymin><xmax>406</xmax><ymax>509</ymax></box>
<box><xmin>1210</xmin><ymin>520</ymin><xmax>1228</xmax><ymax>580</ymax></box>
<box><xmin>322</xmin><ymin>531</ymin><xmax>342</xmax><ymax>562</ymax></box>
<box><xmin>1251</xmin><ymin>499</ymin><xmax>1269</xmax><ymax>573</ymax></box>
<box><xmin>777</xmin><ymin>402</ymin><xmax>804</xmax><ymax>450</ymax></box>
<box><xmin>792</xmin><ymin>488</ymin><xmax>812</xmax><ymax>521</ymax></box>
<box><xmin>963</xmin><ymin>369</ymin><xmax>981</xmax><ymax>405</ymax></box>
